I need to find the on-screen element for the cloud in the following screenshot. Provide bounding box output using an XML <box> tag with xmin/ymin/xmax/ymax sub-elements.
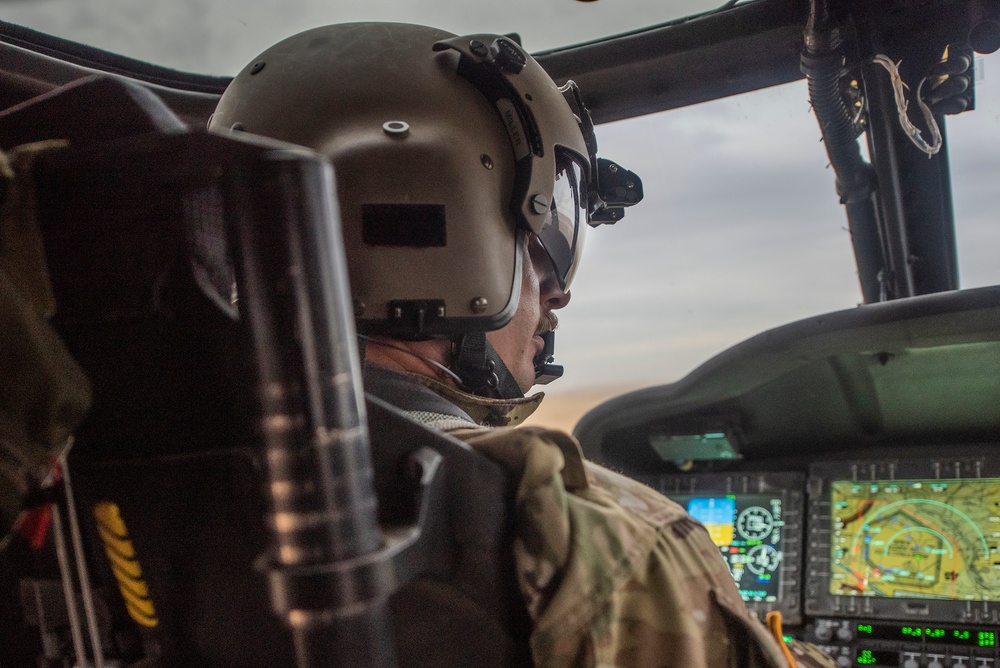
<box><xmin>947</xmin><ymin>77</ymin><xmax>1000</xmax><ymax>289</ymax></box>
<box><xmin>553</xmin><ymin>80</ymin><xmax>867</xmax><ymax>390</ymax></box>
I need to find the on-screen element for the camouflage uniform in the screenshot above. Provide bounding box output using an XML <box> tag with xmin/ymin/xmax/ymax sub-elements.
<box><xmin>365</xmin><ymin>366</ymin><xmax>837</xmax><ymax>668</ymax></box>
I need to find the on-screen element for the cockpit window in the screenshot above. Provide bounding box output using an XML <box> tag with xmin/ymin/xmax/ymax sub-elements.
<box><xmin>4</xmin><ymin>1</ymin><xmax>996</xmax><ymax>426</ymax></box>
<box><xmin>944</xmin><ymin>68</ymin><xmax>1000</xmax><ymax>290</ymax></box>
<box><xmin>3</xmin><ymin>0</ymin><xmax>753</xmax><ymax>75</ymax></box>
<box><xmin>560</xmin><ymin>80</ymin><xmax>861</xmax><ymax>389</ymax></box>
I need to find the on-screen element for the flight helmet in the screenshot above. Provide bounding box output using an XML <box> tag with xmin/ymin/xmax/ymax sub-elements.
<box><xmin>210</xmin><ymin>22</ymin><xmax>641</xmax><ymax>394</ymax></box>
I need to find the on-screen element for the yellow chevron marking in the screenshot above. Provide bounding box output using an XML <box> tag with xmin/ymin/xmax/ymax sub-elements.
<box><xmin>96</xmin><ymin>522</ymin><xmax>136</xmax><ymax>559</ymax></box>
<box><xmin>100</xmin><ymin>534</ymin><xmax>143</xmax><ymax>580</ymax></box>
<box><xmin>93</xmin><ymin>501</ymin><xmax>128</xmax><ymax>536</ymax></box>
<box><xmin>110</xmin><ymin>561</ymin><xmax>151</xmax><ymax>600</ymax></box>
<box><xmin>92</xmin><ymin>502</ymin><xmax>158</xmax><ymax>628</ymax></box>
<box><xmin>120</xmin><ymin>586</ymin><xmax>157</xmax><ymax>621</ymax></box>
<box><xmin>123</xmin><ymin>597</ymin><xmax>158</xmax><ymax>628</ymax></box>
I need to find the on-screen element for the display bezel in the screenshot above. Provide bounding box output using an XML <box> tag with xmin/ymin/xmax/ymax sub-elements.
<box><xmin>636</xmin><ymin>471</ymin><xmax>805</xmax><ymax>623</ymax></box>
<box><xmin>806</xmin><ymin>458</ymin><xmax>1000</xmax><ymax>624</ymax></box>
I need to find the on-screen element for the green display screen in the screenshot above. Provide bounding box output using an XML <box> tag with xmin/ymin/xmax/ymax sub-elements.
<box><xmin>650</xmin><ymin>431</ymin><xmax>737</xmax><ymax>462</ymax></box>
<box><xmin>669</xmin><ymin>493</ymin><xmax>784</xmax><ymax>602</ymax></box>
<box><xmin>829</xmin><ymin>478</ymin><xmax>1000</xmax><ymax>601</ymax></box>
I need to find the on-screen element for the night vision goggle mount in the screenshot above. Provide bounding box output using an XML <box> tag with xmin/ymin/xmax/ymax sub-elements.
<box><xmin>433</xmin><ymin>35</ymin><xmax>643</xmax><ymax>232</ymax></box>
<box><xmin>559</xmin><ymin>80</ymin><xmax>644</xmax><ymax>226</ymax></box>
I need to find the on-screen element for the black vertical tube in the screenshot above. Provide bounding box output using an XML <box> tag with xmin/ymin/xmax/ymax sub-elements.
<box><xmin>860</xmin><ymin>57</ymin><xmax>917</xmax><ymax>300</ymax></box>
<box><xmin>862</xmin><ymin>61</ymin><xmax>959</xmax><ymax>297</ymax></box>
<box><xmin>802</xmin><ymin>0</ymin><xmax>887</xmax><ymax>304</ymax></box>
<box><xmin>226</xmin><ymin>147</ymin><xmax>395</xmax><ymax>668</ymax></box>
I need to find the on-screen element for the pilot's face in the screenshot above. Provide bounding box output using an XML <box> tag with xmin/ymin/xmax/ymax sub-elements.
<box><xmin>486</xmin><ymin>235</ymin><xmax>571</xmax><ymax>393</ymax></box>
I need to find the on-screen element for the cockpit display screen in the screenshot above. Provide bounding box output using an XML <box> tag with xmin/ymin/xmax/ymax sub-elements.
<box><xmin>829</xmin><ymin>478</ymin><xmax>1000</xmax><ymax>601</ymax></box>
<box><xmin>670</xmin><ymin>493</ymin><xmax>785</xmax><ymax>602</ymax></box>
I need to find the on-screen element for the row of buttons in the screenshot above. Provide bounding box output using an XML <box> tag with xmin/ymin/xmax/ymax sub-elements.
<box><xmin>816</xmin><ymin>644</ymin><xmax>996</xmax><ymax>668</ymax></box>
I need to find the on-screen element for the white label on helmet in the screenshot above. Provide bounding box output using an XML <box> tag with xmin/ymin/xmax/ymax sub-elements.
<box><xmin>496</xmin><ymin>98</ymin><xmax>530</xmax><ymax>161</ymax></box>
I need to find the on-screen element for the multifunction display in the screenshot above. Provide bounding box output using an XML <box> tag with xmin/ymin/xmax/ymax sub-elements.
<box><xmin>829</xmin><ymin>478</ymin><xmax>1000</xmax><ymax>601</ymax></box>
<box><xmin>671</xmin><ymin>493</ymin><xmax>785</xmax><ymax>602</ymax></box>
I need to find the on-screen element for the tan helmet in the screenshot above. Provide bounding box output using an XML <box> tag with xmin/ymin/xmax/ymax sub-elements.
<box><xmin>209</xmin><ymin>22</ymin><xmax>625</xmax><ymax>339</ymax></box>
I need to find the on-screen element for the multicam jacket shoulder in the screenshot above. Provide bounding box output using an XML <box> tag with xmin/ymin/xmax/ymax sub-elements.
<box><xmin>445</xmin><ymin>424</ymin><xmax>836</xmax><ymax>668</ymax></box>
<box><xmin>361</xmin><ymin>367</ymin><xmax>835</xmax><ymax>668</ymax></box>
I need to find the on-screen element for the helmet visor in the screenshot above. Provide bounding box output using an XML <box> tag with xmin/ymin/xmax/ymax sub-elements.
<box><xmin>539</xmin><ymin>151</ymin><xmax>588</xmax><ymax>290</ymax></box>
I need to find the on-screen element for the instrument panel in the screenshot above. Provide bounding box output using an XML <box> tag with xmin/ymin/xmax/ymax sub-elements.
<box><xmin>637</xmin><ymin>457</ymin><xmax>1000</xmax><ymax>668</ymax></box>
<box><xmin>640</xmin><ymin>471</ymin><xmax>805</xmax><ymax>623</ymax></box>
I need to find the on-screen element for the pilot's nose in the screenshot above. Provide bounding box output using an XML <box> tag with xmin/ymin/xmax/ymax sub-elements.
<box><xmin>530</xmin><ymin>235</ymin><xmax>572</xmax><ymax>311</ymax></box>
<box><xmin>544</xmin><ymin>283</ymin><xmax>571</xmax><ymax>311</ymax></box>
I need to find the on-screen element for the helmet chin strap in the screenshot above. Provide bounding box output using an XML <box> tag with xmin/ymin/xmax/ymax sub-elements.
<box><xmin>451</xmin><ymin>332</ymin><xmax>525</xmax><ymax>400</ymax></box>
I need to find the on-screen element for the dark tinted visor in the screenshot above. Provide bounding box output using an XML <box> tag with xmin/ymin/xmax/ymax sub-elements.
<box><xmin>538</xmin><ymin>151</ymin><xmax>588</xmax><ymax>289</ymax></box>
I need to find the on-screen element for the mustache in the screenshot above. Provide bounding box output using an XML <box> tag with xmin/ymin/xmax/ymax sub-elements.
<box><xmin>536</xmin><ymin>311</ymin><xmax>559</xmax><ymax>336</ymax></box>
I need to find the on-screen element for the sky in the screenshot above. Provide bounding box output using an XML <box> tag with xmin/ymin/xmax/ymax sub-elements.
<box><xmin>4</xmin><ymin>0</ymin><xmax>998</xmax><ymax>400</ymax></box>
<box><xmin>3</xmin><ymin>0</ymin><xmax>723</xmax><ymax>75</ymax></box>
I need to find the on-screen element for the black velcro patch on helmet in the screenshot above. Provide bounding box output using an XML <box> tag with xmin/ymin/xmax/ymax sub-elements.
<box><xmin>362</xmin><ymin>204</ymin><xmax>446</xmax><ymax>247</ymax></box>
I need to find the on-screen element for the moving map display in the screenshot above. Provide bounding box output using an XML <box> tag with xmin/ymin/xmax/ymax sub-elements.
<box><xmin>671</xmin><ymin>493</ymin><xmax>785</xmax><ymax>602</ymax></box>
<box><xmin>829</xmin><ymin>478</ymin><xmax>1000</xmax><ymax>601</ymax></box>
